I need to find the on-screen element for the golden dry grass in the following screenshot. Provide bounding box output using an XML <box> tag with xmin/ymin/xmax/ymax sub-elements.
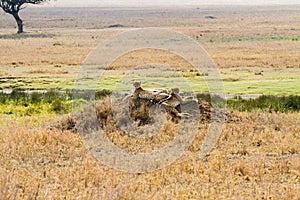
<box><xmin>0</xmin><ymin>108</ymin><xmax>299</xmax><ymax>199</ymax></box>
<box><xmin>0</xmin><ymin>29</ymin><xmax>299</xmax><ymax>69</ymax></box>
<box><xmin>0</xmin><ymin>7</ymin><xmax>299</xmax><ymax>71</ymax></box>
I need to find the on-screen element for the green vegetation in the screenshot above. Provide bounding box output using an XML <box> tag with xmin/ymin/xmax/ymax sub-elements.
<box><xmin>198</xmin><ymin>93</ymin><xmax>300</xmax><ymax>112</ymax></box>
<box><xmin>1</xmin><ymin>89</ymin><xmax>299</xmax><ymax>117</ymax></box>
<box><xmin>227</xmin><ymin>95</ymin><xmax>300</xmax><ymax>112</ymax></box>
<box><xmin>52</xmin><ymin>41</ymin><xmax>63</xmax><ymax>46</ymax></box>
<box><xmin>1</xmin><ymin>67</ymin><xmax>299</xmax><ymax>96</ymax></box>
<box><xmin>0</xmin><ymin>89</ymin><xmax>71</xmax><ymax>116</ymax></box>
<box><xmin>0</xmin><ymin>89</ymin><xmax>111</xmax><ymax>116</ymax></box>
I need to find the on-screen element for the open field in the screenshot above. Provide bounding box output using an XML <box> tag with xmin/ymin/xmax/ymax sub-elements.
<box><xmin>1</xmin><ymin>6</ymin><xmax>300</xmax><ymax>95</ymax></box>
<box><xmin>0</xmin><ymin>5</ymin><xmax>300</xmax><ymax>200</ymax></box>
<box><xmin>0</xmin><ymin>104</ymin><xmax>299</xmax><ymax>199</ymax></box>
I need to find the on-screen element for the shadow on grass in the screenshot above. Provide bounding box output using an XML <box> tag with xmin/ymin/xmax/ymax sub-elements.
<box><xmin>0</xmin><ymin>32</ymin><xmax>56</xmax><ymax>39</ymax></box>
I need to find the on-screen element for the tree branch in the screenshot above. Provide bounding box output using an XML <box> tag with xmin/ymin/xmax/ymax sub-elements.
<box><xmin>0</xmin><ymin>0</ymin><xmax>52</xmax><ymax>33</ymax></box>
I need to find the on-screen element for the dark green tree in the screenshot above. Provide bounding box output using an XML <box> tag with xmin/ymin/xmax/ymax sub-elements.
<box><xmin>0</xmin><ymin>0</ymin><xmax>51</xmax><ymax>33</ymax></box>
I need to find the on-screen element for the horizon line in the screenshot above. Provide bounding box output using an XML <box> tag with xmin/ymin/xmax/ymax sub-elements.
<box><xmin>37</xmin><ymin>3</ymin><xmax>300</xmax><ymax>8</ymax></box>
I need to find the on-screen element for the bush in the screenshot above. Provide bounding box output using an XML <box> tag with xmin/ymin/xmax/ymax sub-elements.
<box><xmin>31</xmin><ymin>92</ymin><xmax>42</xmax><ymax>104</ymax></box>
<box><xmin>95</xmin><ymin>89</ymin><xmax>112</xmax><ymax>99</ymax></box>
<box><xmin>50</xmin><ymin>99</ymin><xmax>71</xmax><ymax>114</ymax></box>
<box><xmin>227</xmin><ymin>95</ymin><xmax>300</xmax><ymax>112</ymax></box>
<box><xmin>0</xmin><ymin>92</ymin><xmax>7</xmax><ymax>104</ymax></box>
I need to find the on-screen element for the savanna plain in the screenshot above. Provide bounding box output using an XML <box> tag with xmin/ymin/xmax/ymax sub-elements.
<box><xmin>0</xmin><ymin>5</ymin><xmax>299</xmax><ymax>199</ymax></box>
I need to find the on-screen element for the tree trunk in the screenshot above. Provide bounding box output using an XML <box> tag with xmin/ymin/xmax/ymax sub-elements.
<box><xmin>12</xmin><ymin>12</ymin><xmax>23</xmax><ymax>34</ymax></box>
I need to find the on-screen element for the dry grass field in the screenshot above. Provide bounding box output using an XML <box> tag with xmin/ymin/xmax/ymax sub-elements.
<box><xmin>0</xmin><ymin>109</ymin><xmax>299</xmax><ymax>199</ymax></box>
<box><xmin>0</xmin><ymin>5</ymin><xmax>300</xmax><ymax>200</ymax></box>
<box><xmin>0</xmin><ymin>6</ymin><xmax>300</xmax><ymax>94</ymax></box>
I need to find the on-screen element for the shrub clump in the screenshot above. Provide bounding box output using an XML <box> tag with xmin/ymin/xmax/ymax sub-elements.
<box><xmin>227</xmin><ymin>95</ymin><xmax>300</xmax><ymax>112</ymax></box>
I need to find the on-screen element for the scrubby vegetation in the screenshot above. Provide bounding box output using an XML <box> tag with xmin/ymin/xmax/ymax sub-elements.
<box><xmin>227</xmin><ymin>95</ymin><xmax>300</xmax><ymax>112</ymax></box>
<box><xmin>1</xmin><ymin>89</ymin><xmax>299</xmax><ymax>118</ymax></box>
<box><xmin>199</xmin><ymin>93</ymin><xmax>300</xmax><ymax>112</ymax></box>
<box><xmin>0</xmin><ymin>89</ymin><xmax>112</xmax><ymax>116</ymax></box>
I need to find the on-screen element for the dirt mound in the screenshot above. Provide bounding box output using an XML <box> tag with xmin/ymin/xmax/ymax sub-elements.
<box><xmin>48</xmin><ymin>114</ymin><xmax>76</xmax><ymax>132</ymax></box>
<box><xmin>51</xmin><ymin>97</ymin><xmax>241</xmax><ymax>134</ymax></box>
<box><xmin>197</xmin><ymin>98</ymin><xmax>241</xmax><ymax>123</ymax></box>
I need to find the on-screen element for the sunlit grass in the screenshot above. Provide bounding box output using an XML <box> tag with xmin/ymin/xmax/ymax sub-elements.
<box><xmin>0</xmin><ymin>106</ymin><xmax>299</xmax><ymax>199</ymax></box>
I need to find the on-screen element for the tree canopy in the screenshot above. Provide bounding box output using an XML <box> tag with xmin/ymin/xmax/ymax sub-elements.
<box><xmin>0</xmin><ymin>0</ymin><xmax>51</xmax><ymax>33</ymax></box>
